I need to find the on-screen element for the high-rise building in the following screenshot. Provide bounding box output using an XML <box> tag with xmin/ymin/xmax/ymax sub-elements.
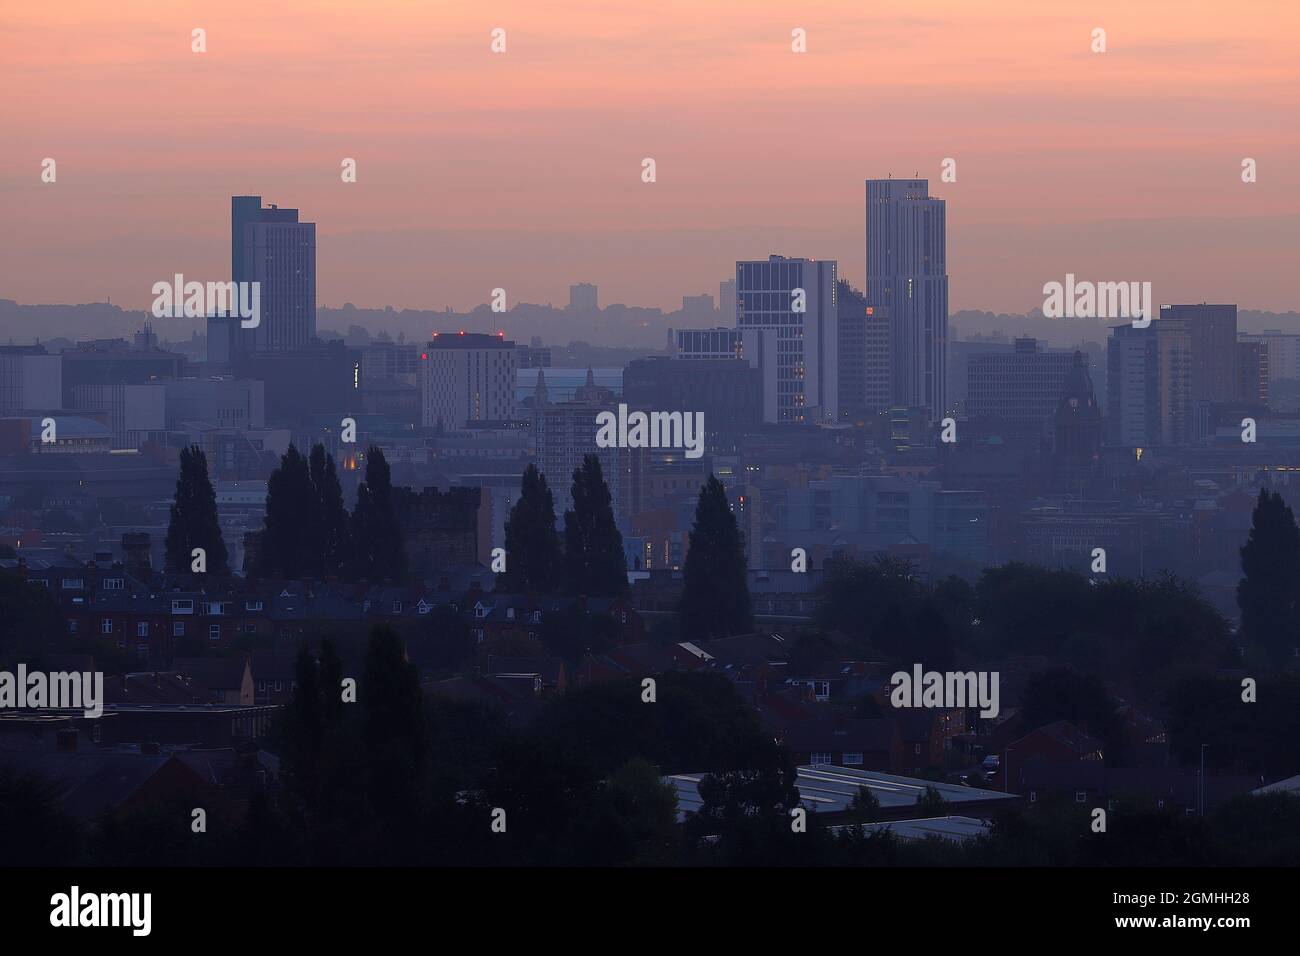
<box><xmin>735</xmin><ymin>255</ymin><xmax>838</xmax><ymax>423</ymax></box>
<box><xmin>1107</xmin><ymin>320</ymin><xmax>1190</xmax><ymax>448</ymax></box>
<box><xmin>422</xmin><ymin>332</ymin><xmax>518</xmax><ymax>430</ymax></box>
<box><xmin>569</xmin><ymin>283</ymin><xmax>598</xmax><ymax>313</ymax></box>
<box><xmin>865</xmin><ymin>179</ymin><xmax>948</xmax><ymax>422</ymax></box>
<box><xmin>231</xmin><ymin>196</ymin><xmax>317</xmax><ymax>354</ymax></box>
<box><xmin>1159</xmin><ymin>304</ymin><xmax>1237</xmax><ymax>403</ymax></box>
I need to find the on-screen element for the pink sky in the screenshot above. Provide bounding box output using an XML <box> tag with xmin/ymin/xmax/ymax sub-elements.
<box><xmin>4</xmin><ymin>0</ymin><xmax>1298</xmax><ymax>315</ymax></box>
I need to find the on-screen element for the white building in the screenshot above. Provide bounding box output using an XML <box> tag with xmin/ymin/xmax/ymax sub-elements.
<box><xmin>735</xmin><ymin>255</ymin><xmax>838</xmax><ymax>424</ymax></box>
<box><xmin>422</xmin><ymin>332</ymin><xmax>518</xmax><ymax>430</ymax></box>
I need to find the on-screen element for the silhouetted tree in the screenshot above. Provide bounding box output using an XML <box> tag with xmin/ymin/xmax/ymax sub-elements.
<box><xmin>562</xmin><ymin>454</ymin><xmax>626</xmax><ymax>597</ymax></box>
<box><xmin>679</xmin><ymin>474</ymin><xmax>752</xmax><ymax>640</ymax></box>
<box><xmin>1238</xmin><ymin>488</ymin><xmax>1300</xmax><ymax>667</ymax></box>
<box><xmin>499</xmin><ymin>464</ymin><xmax>562</xmax><ymax>593</ymax></box>
<box><xmin>261</xmin><ymin>444</ymin><xmax>314</xmax><ymax>578</ymax></box>
<box><xmin>164</xmin><ymin>445</ymin><xmax>228</xmax><ymax>574</ymax></box>
<box><xmin>308</xmin><ymin>443</ymin><xmax>350</xmax><ymax>578</ymax></box>
<box><xmin>352</xmin><ymin>446</ymin><xmax>406</xmax><ymax>583</ymax></box>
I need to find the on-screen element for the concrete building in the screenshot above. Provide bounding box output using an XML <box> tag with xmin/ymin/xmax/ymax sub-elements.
<box><xmin>422</xmin><ymin>332</ymin><xmax>518</xmax><ymax>430</ymax></box>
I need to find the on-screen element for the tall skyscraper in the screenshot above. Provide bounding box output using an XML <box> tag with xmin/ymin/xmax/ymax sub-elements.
<box><xmin>735</xmin><ymin>255</ymin><xmax>838</xmax><ymax>423</ymax></box>
<box><xmin>231</xmin><ymin>196</ymin><xmax>316</xmax><ymax>354</ymax></box>
<box><xmin>865</xmin><ymin>179</ymin><xmax>948</xmax><ymax>422</ymax></box>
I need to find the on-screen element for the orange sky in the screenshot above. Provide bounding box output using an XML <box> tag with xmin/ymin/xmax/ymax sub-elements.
<box><xmin>4</xmin><ymin>0</ymin><xmax>1298</xmax><ymax>315</ymax></box>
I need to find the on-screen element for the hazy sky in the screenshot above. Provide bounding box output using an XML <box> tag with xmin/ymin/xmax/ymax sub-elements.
<box><xmin>5</xmin><ymin>0</ymin><xmax>1298</xmax><ymax>315</ymax></box>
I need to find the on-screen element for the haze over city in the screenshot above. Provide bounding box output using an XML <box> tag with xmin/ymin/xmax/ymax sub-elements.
<box><xmin>5</xmin><ymin>0</ymin><xmax>1298</xmax><ymax>313</ymax></box>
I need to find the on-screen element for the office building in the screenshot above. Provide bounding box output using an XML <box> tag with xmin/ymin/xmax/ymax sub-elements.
<box><xmin>865</xmin><ymin>179</ymin><xmax>948</xmax><ymax>421</ymax></box>
<box><xmin>231</xmin><ymin>195</ymin><xmax>317</xmax><ymax>354</ymax></box>
<box><xmin>422</xmin><ymin>332</ymin><xmax>518</xmax><ymax>430</ymax></box>
<box><xmin>735</xmin><ymin>255</ymin><xmax>838</xmax><ymax>423</ymax></box>
<box><xmin>1107</xmin><ymin>320</ymin><xmax>1191</xmax><ymax>448</ymax></box>
<box><xmin>966</xmin><ymin>338</ymin><xmax>1077</xmax><ymax>436</ymax></box>
<box><xmin>1159</xmin><ymin>304</ymin><xmax>1237</xmax><ymax>404</ymax></box>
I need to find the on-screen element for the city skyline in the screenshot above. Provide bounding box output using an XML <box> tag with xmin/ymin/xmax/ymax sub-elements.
<box><xmin>5</xmin><ymin>1</ymin><xmax>1299</xmax><ymax>314</ymax></box>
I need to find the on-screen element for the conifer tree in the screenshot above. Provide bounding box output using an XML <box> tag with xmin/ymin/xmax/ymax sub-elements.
<box><xmin>262</xmin><ymin>444</ymin><xmax>314</xmax><ymax>578</ymax></box>
<box><xmin>1238</xmin><ymin>488</ymin><xmax>1300</xmax><ymax>667</ymax></box>
<box><xmin>562</xmin><ymin>454</ymin><xmax>627</xmax><ymax>597</ymax></box>
<box><xmin>678</xmin><ymin>474</ymin><xmax>752</xmax><ymax>639</ymax></box>
<box><xmin>500</xmin><ymin>464</ymin><xmax>562</xmax><ymax>593</ymax></box>
<box><xmin>164</xmin><ymin>445</ymin><xmax>229</xmax><ymax>574</ymax></box>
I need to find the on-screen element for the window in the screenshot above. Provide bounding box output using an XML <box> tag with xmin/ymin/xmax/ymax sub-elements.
<box><xmin>101</xmin><ymin>618</ymin><xmax>113</xmax><ymax>635</ymax></box>
<box><xmin>1075</xmin><ymin>791</ymin><xmax>1088</xmax><ymax>803</ymax></box>
<box><xmin>914</xmin><ymin>743</ymin><xmax>922</xmax><ymax>755</ymax></box>
<box><xmin>137</xmin><ymin>622</ymin><xmax>148</xmax><ymax>638</ymax></box>
<box><xmin>209</xmin><ymin>624</ymin><xmax>220</xmax><ymax>641</ymax></box>
<box><xmin>246</xmin><ymin>600</ymin><xmax>263</xmax><ymax>612</ymax></box>
<box><xmin>67</xmin><ymin>620</ymin><xmax>77</xmax><ymax>634</ymax></box>
<box><xmin>102</xmin><ymin>578</ymin><xmax>124</xmax><ymax>590</ymax></box>
<box><xmin>1029</xmin><ymin>791</ymin><xmax>1037</xmax><ymax>803</ymax></box>
<box><xmin>842</xmin><ymin>752</ymin><xmax>864</xmax><ymax>766</ymax></box>
<box><xmin>392</xmin><ymin>601</ymin><xmax>402</xmax><ymax>614</ymax></box>
<box><xmin>173</xmin><ymin>622</ymin><xmax>185</xmax><ymax>637</ymax></box>
<box><xmin>62</xmin><ymin>578</ymin><xmax>84</xmax><ymax>589</ymax></box>
<box><xmin>171</xmin><ymin>599</ymin><xmax>194</xmax><ymax>614</ymax></box>
<box><xmin>810</xmin><ymin>752</ymin><xmax>832</xmax><ymax>766</ymax></box>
